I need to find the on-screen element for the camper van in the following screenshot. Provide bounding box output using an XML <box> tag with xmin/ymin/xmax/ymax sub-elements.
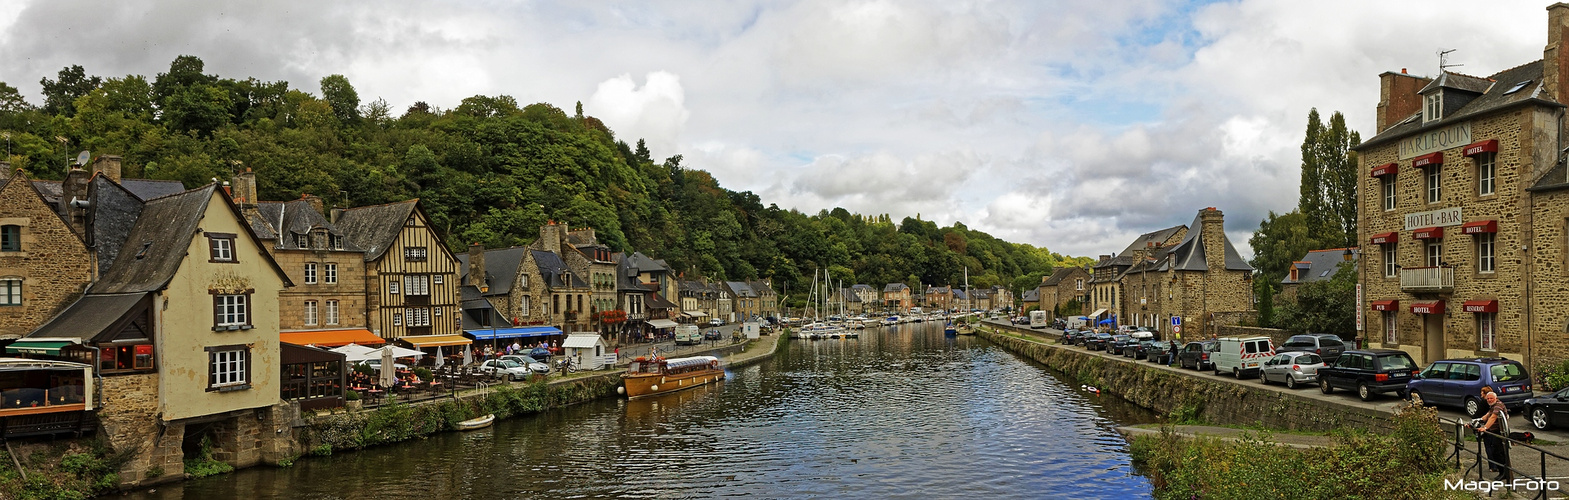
<box><xmin>675</xmin><ymin>325</ymin><xmax>703</xmax><ymax>345</ymax></box>
<box><xmin>1213</xmin><ymin>336</ymin><xmax>1275</xmax><ymax>378</ymax></box>
<box><xmin>1029</xmin><ymin>310</ymin><xmax>1049</xmax><ymax>329</ymax></box>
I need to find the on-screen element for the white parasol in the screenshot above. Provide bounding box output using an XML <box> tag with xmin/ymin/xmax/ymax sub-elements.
<box><xmin>379</xmin><ymin>346</ymin><xmax>396</xmax><ymax>388</ymax></box>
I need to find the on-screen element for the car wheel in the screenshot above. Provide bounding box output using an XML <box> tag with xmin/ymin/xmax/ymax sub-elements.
<box><xmin>1532</xmin><ymin>407</ymin><xmax>1553</xmax><ymax>431</ymax></box>
<box><xmin>1213</xmin><ymin>364</ymin><xmax>1221</xmax><ymax>376</ymax></box>
<box><xmin>1407</xmin><ymin>390</ymin><xmax>1424</xmax><ymax>406</ymax></box>
<box><xmin>1320</xmin><ymin>378</ymin><xmax>1334</xmax><ymax>394</ymax></box>
<box><xmin>1285</xmin><ymin>376</ymin><xmax>1298</xmax><ymax>390</ymax></box>
<box><xmin>1357</xmin><ymin>382</ymin><xmax>1373</xmax><ymax>401</ymax></box>
<box><xmin>1464</xmin><ymin>397</ymin><xmax>1484</xmax><ymax>418</ymax></box>
<box><xmin>1233</xmin><ymin>368</ymin><xmax>1242</xmax><ymax>379</ymax></box>
<box><xmin>1258</xmin><ymin>369</ymin><xmax>1269</xmax><ymax>385</ymax></box>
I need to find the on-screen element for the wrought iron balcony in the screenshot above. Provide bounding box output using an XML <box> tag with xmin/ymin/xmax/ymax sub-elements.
<box><xmin>1399</xmin><ymin>266</ymin><xmax>1454</xmax><ymax>293</ymax></box>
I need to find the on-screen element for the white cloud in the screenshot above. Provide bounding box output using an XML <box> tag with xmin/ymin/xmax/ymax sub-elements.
<box><xmin>586</xmin><ymin>71</ymin><xmax>690</xmax><ymax>156</ymax></box>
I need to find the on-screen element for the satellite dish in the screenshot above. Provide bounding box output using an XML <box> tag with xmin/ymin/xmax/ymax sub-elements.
<box><xmin>76</xmin><ymin>150</ymin><xmax>90</xmax><ymax>166</ymax></box>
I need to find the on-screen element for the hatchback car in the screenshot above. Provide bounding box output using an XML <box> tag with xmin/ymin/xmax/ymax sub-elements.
<box><xmin>1405</xmin><ymin>358</ymin><xmax>1533</xmax><ymax>417</ymax></box>
<box><xmin>497</xmin><ymin>354</ymin><xmax>551</xmax><ymax>374</ymax></box>
<box><xmin>1525</xmin><ymin>388</ymin><xmax>1569</xmax><ymax>430</ymax></box>
<box><xmin>1108</xmin><ymin>335</ymin><xmax>1136</xmax><ymax>355</ymax></box>
<box><xmin>1085</xmin><ymin>333</ymin><xmax>1114</xmax><ymax>351</ymax></box>
<box><xmin>1275</xmin><ymin>334</ymin><xmax>1348</xmax><ymax>364</ymax></box>
<box><xmin>1143</xmin><ymin>341</ymin><xmax>1174</xmax><ymax>364</ymax></box>
<box><xmin>1178</xmin><ymin>341</ymin><xmax>1219</xmax><ymax>371</ymax></box>
<box><xmin>1258</xmin><ymin>352</ymin><xmax>1324</xmax><ymax>389</ymax></box>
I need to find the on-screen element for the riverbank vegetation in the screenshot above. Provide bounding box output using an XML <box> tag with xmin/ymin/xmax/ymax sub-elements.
<box><xmin>0</xmin><ymin>439</ymin><xmax>128</xmax><ymax>500</ymax></box>
<box><xmin>1130</xmin><ymin>403</ymin><xmax>1460</xmax><ymax>499</ymax></box>
<box><xmin>0</xmin><ymin>58</ymin><xmax>1090</xmax><ymax>301</ymax></box>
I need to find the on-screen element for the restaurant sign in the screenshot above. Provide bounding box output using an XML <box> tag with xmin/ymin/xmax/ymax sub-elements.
<box><xmin>1404</xmin><ymin>207</ymin><xmax>1463</xmax><ymax>231</ymax></box>
<box><xmin>1398</xmin><ymin>122</ymin><xmax>1471</xmax><ymax>160</ymax></box>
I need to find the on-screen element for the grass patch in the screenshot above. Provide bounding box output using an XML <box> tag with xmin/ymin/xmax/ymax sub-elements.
<box><xmin>1132</xmin><ymin>422</ymin><xmax>1333</xmax><ymax>437</ymax></box>
<box><xmin>0</xmin><ymin>438</ymin><xmax>130</xmax><ymax>499</ymax></box>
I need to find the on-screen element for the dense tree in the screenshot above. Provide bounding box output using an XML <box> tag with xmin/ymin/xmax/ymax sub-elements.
<box><xmin>319</xmin><ymin>75</ymin><xmax>360</xmax><ymax>123</ymax></box>
<box><xmin>39</xmin><ymin>65</ymin><xmax>102</xmax><ymax>116</ymax></box>
<box><xmin>1297</xmin><ymin>108</ymin><xmax>1361</xmax><ymax>248</ymax></box>
<box><xmin>1275</xmin><ymin>262</ymin><xmax>1356</xmax><ymax>336</ymax></box>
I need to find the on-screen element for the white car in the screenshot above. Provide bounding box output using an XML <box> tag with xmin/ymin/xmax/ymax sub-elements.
<box><xmin>708</xmin><ymin>318</ymin><xmax>724</xmax><ymax>327</ymax></box>
<box><xmin>479</xmin><ymin>359</ymin><xmax>533</xmax><ymax>381</ymax></box>
<box><xmin>498</xmin><ymin>355</ymin><xmax>551</xmax><ymax>374</ymax></box>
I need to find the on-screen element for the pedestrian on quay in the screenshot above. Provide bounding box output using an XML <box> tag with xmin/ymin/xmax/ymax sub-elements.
<box><xmin>1471</xmin><ymin>389</ymin><xmax>1513</xmax><ymax>480</ymax></box>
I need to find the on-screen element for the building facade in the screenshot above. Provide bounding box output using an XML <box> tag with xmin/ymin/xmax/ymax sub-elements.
<box><xmin>334</xmin><ymin>201</ymin><xmax>462</xmax><ymax>340</ymax></box>
<box><xmin>0</xmin><ymin>171</ymin><xmax>92</xmax><ymax>338</ymax></box>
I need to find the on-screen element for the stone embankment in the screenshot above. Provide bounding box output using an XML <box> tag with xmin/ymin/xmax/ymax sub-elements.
<box><xmin>976</xmin><ymin>325</ymin><xmax>1396</xmax><ymax>433</ymax></box>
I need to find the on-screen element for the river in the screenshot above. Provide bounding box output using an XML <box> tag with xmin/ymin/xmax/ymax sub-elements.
<box><xmin>130</xmin><ymin>323</ymin><xmax>1157</xmax><ymax>499</ymax></box>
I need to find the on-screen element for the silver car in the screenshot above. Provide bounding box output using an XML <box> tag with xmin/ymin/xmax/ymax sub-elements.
<box><xmin>1258</xmin><ymin>352</ymin><xmax>1324</xmax><ymax>389</ymax></box>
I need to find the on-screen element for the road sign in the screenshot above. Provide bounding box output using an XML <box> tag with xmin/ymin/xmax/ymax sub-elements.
<box><xmin>1171</xmin><ymin>316</ymin><xmax>1182</xmax><ymax>327</ymax></box>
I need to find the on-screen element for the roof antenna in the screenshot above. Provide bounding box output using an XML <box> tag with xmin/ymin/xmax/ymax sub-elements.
<box><xmin>1438</xmin><ymin>48</ymin><xmax>1462</xmax><ymax>74</ymax></box>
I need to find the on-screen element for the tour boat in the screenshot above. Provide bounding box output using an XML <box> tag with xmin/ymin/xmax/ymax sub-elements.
<box><xmin>620</xmin><ymin>355</ymin><xmax>726</xmax><ymax>399</ymax></box>
<box><xmin>456</xmin><ymin>413</ymin><xmax>495</xmax><ymax>431</ymax></box>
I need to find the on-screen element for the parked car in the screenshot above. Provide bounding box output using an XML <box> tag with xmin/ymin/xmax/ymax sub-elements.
<box><xmin>1258</xmin><ymin>352</ymin><xmax>1324</xmax><ymax>389</ymax></box>
<box><xmin>1059</xmin><ymin>329</ymin><xmax>1082</xmax><ymax>344</ymax></box>
<box><xmin>1405</xmin><ymin>358</ymin><xmax>1533</xmax><ymax>417</ymax></box>
<box><xmin>497</xmin><ymin>355</ymin><xmax>551</xmax><ymax>374</ymax></box>
<box><xmin>1524</xmin><ymin>388</ymin><xmax>1569</xmax><ymax>430</ymax></box>
<box><xmin>529</xmin><ymin>346</ymin><xmax>553</xmax><ymax>361</ymax></box>
<box><xmin>1129</xmin><ymin>328</ymin><xmax>1155</xmax><ymax>341</ymax></box>
<box><xmin>1108</xmin><ymin>335</ymin><xmax>1137</xmax><ymax>355</ymax></box>
<box><xmin>1213</xmin><ymin>336</ymin><xmax>1275</xmax><ymax>378</ymax></box>
<box><xmin>1085</xmin><ymin>333</ymin><xmax>1114</xmax><ymax>351</ymax></box>
<box><xmin>704</xmin><ymin>329</ymin><xmax>723</xmax><ymax>341</ymax></box>
<box><xmin>1178</xmin><ymin>341</ymin><xmax>1219</xmax><ymax>371</ymax></box>
<box><xmin>478</xmin><ymin>359</ymin><xmax>533</xmax><ymax>381</ymax></box>
<box><xmin>1125</xmin><ymin>340</ymin><xmax>1153</xmax><ymax>359</ymax></box>
<box><xmin>1143</xmin><ymin>341</ymin><xmax>1174</xmax><ymax>364</ymax></box>
<box><xmin>1317</xmin><ymin>349</ymin><xmax>1419</xmax><ymax>401</ymax></box>
<box><xmin>1275</xmin><ymin>334</ymin><xmax>1348</xmax><ymax>364</ymax></box>
<box><xmin>708</xmin><ymin>318</ymin><xmax>724</xmax><ymax>327</ymax></box>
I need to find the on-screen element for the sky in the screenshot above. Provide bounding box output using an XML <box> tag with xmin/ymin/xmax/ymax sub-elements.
<box><xmin>0</xmin><ymin>1</ymin><xmax>1553</xmax><ymax>259</ymax></box>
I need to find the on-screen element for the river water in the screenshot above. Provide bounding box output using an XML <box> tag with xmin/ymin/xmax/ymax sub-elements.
<box><xmin>130</xmin><ymin>323</ymin><xmax>1157</xmax><ymax>499</ymax></box>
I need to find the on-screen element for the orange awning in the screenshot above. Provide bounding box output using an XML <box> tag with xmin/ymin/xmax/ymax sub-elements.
<box><xmin>280</xmin><ymin>329</ymin><xmax>385</xmax><ymax>348</ymax></box>
<box><xmin>397</xmin><ymin>334</ymin><xmax>473</xmax><ymax>348</ymax></box>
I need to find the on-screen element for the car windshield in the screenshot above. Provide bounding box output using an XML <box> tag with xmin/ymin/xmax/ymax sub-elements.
<box><xmin>1491</xmin><ymin>363</ymin><xmax>1528</xmax><ymax>382</ymax></box>
<box><xmin>514</xmin><ymin>355</ymin><xmax>539</xmax><ymax>363</ymax></box>
<box><xmin>1282</xmin><ymin>339</ymin><xmax>1315</xmax><ymax>348</ymax></box>
<box><xmin>498</xmin><ymin>360</ymin><xmax>521</xmax><ymax>368</ymax></box>
<box><xmin>1293</xmin><ymin>354</ymin><xmax>1322</xmax><ymax>364</ymax></box>
<box><xmin>1376</xmin><ymin>354</ymin><xmax>1416</xmax><ymax>371</ymax></box>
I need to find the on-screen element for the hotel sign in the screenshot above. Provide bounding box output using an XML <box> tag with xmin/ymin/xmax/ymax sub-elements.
<box><xmin>1398</xmin><ymin>123</ymin><xmax>1471</xmax><ymax>160</ymax></box>
<box><xmin>1404</xmin><ymin>207</ymin><xmax>1463</xmax><ymax>231</ymax></box>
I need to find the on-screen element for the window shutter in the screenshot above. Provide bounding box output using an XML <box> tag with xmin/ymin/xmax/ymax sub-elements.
<box><xmin>208</xmin><ymin>351</ymin><xmax>217</xmax><ymax>388</ymax></box>
<box><xmin>213</xmin><ymin>295</ymin><xmax>222</xmax><ymax>326</ymax></box>
<box><xmin>244</xmin><ymin>346</ymin><xmax>252</xmax><ymax>385</ymax></box>
<box><xmin>244</xmin><ymin>292</ymin><xmax>254</xmax><ymax>326</ymax></box>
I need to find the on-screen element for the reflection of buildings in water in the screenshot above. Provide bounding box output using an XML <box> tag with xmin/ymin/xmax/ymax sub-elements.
<box><xmin>622</xmin><ymin>382</ymin><xmax>721</xmax><ymax>423</ymax></box>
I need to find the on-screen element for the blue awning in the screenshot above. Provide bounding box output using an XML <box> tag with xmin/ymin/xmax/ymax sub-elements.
<box><xmin>463</xmin><ymin>326</ymin><xmax>563</xmax><ymax>341</ymax></box>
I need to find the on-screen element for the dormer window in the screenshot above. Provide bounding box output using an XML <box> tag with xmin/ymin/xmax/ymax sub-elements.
<box><xmin>1424</xmin><ymin>92</ymin><xmax>1443</xmax><ymax>123</ymax></box>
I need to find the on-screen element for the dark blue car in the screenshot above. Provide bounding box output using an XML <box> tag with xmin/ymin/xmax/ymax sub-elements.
<box><xmin>1405</xmin><ymin>358</ymin><xmax>1532</xmax><ymax>417</ymax></box>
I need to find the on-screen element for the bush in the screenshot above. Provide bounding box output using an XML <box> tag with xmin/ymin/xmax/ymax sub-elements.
<box><xmin>345</xmin><ymin>389</ymin><xmax>360</xmax><ymax>401</ymax></box>
<box><xmin>1539</xmin><ymin>359</ymin><xmax>1569</xmax><ymax>391</ymax></box>
<box><xmin>414</xmin><ymin>367</ymin><xmax>434</xmax><ymax>381</ymax></box>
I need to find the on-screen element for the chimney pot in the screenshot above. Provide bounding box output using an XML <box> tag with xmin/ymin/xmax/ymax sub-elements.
<box><xmin>1402</xmin><ymin>68</ymin><xmax>1407</xmax><ymax>74</ymax></box>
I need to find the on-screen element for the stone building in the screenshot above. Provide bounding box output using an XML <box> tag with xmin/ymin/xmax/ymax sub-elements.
<box><xmin>1353</xmin><ymin>4</ymin><xmax>1569</xmax><ymax>367</ymax></box>
<box><xmin>0</xmin><ymin>171</ymin><xmax>92</xmax><ymax>338</ymax></box>
<box><xmin>533</xmin><ymin>249</ymin><xmax>592</xmax><ymax>333</ymax></box>
<box><xmin>1090</xmin><ymin>225</ymin><xmax>1186</xmax><ymax>326</ymax></box>
<box><xmin>988</xmin><ymin>285</ymin><xmax>1014</xmax><ymax>311</ymax></box>
<box><xmin>333</xmin><ymin>200</ymin><xmax>461</xmax><ymax>340</ymax></box>
<box><xmin>239</xmin><ymin>180</ymin><xmax>371</xmax><ymax>337</ymax></box>
<box><xmin>1021</xmin><ymin>287</ymin><xmax>1040</xmax><ymax>313</ymax></box>
<box><xmin>925</xmin><ymin>286</ymin><xmax>954</xmax><ymax>311</ymax></box>
<box><xmin>551</xmin><ymin>223</ymin><xmax>620</xmax><ymax>330</ymax></box>
<box><xmin>1039</xmin><ymin>266</ymin><xmax>1091</xmax><ymax>321</ymax></box>
<box><xmin>883</xmin><ymin>283</ymin><xmax>912</xmax><ymax>311</ymax></box>
<box><xmin>850</xmin><ymin>284</ymin><xmax>878</xmax><ymax>309</ymax></box>
<box><xmin>1116</xmin><ymin>208</ymin><xmax>1255</xmax><ymax>340</ymax></box>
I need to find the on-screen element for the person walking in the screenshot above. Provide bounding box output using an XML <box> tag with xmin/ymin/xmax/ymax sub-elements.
<box><xmin>1472</xmin><ymin>390</ymin><xmax>1513</xmax><ymax>480</ymax></box>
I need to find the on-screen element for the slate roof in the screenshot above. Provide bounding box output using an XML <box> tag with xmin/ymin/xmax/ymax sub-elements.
<box><xmin>532</xmin><ymin>249</ymin><xmax>587</xmax><ymax>288</ymax></box>
<box><xmin>26</xmin><ymin>293</ymin><xmax>150</xmax><ymax>342</ymax></box>
<box><xmin>1281</xmin><ymin>248</ymin><xmax>1359</xmax><ymax>285</ymax></box>
<box><xmin>623</xmin><ymin>252</ymin><xmax>668</xmax><ymax>273</ymax></box>
<box><xmin>617</xmin><ymin>255</ymin><xmax>650</xmax><ymax>291</ymax></box>
<box><xmin>252</xmin><ymin>200</ymin><xmax>361</xmax><ymax>251</ymax></box>
<box><xmin>30</xmin><ymin>178</ymin><xmax>183</xmax><ymax>206</ymax></box>
<box><xmin>748</xmin><ymin>280</ymin><xmax>775</xmax><ymax>296</ymax></box>
<box><xmin>1022</xmin><ymin>288</ymin><xmax>1040</xmax><ymax>302</ymax></box>
<box><xmin>1418</xmin><ymin>71</ymin><xmax>1494</xmax><ymax>94</ymax></box>
<box><xmin>91</xmin><ymin>184</ymin><xmax>291</xmax><ymax>294</ymax></box>
<box><xmin>1041</xmin><ymin>268</ymin><xmax>1073</xmax><ymax>286</ymax></box>
<box><xmin>458</xmin><ymin>288</ymin><xmax>511</xmax><ymax>329</ymax></box>
<box><xmin>457</xmin><ymin>246</ymin><xmax>528</xmax><ymax>297</ymax></box>
<box><xmin>726</xmin><ymin>281</ymin><xmax>757</xmax><ymax>298</ymax></box>
<box><xmin>841</xmin><ymin>288</ymin><xmax>861</xmax><ymax>302</ymax></box>
<box><xmin>332</xmin><ymin>200</ymin><xmax>419</xmax><ymax>262</ymax></box>
<box><xmin>883</xmin><ymin>283</ymin><xmax>909</xmax><ymax>292</ymax></box>
<box><xmin>88</xmin><ymin>176</ymin><xmax>147</xmax><ymax>273</ymax></box>
<box><xmin>851</xmin><ymin>284</ymin><xmax>875</xmax><ymax>292</ymax></box>
<box><xmin>1361</xmin><ymin>62</ymin><xmax>1560</xmax><ymax>150</ymax></box>
<box><xmin>953</xmin><ymin>289</ymin><xmax>969</xmax><ymax>300</ymax></box>
<box><xmin>647</xmin><ymin>293</ymin><xmax>679</xmax><ymax>309</ymax></box>
<box><xmin>1096</xmin><ymin>225</ymin><xmax>1186</xmax><ymax>269</ymax></box>
<box><xmin>1165</xmin><ymin>211</ymin><xmax>1254</xmax><ymax>273</ymax></box>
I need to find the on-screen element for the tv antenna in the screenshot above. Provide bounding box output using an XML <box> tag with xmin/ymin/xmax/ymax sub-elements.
<box><xmin>1438</xmin><ymin>48</ymin><xmax>1463</xmax><ymax>73</ymax></box>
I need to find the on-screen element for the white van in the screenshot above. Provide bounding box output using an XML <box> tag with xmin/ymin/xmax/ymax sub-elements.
<box><xmin>1213</xmin><ymin>336</ymin><xmax>1275</xmax><ymax>378</ymax></box>
<box><xmin>1029</xmin><ymin>310</ymin><xmax>1049</xmax><ymax>329</ymax></box>
<box><xmin>675</xmin><ymin>325</ymin><xmax>702</xmax><ymax>345</ymax></box>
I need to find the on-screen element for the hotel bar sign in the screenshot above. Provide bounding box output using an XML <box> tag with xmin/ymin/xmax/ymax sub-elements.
<box><xmin>1398</xmin><ymin>123</ymin><xmax>1471</xmax><ymax>160</ymax></box>
<box><xmin>1404</xmin><ymin>207</ymin><xmax>1463</xmax><ymax>231</ymax></box>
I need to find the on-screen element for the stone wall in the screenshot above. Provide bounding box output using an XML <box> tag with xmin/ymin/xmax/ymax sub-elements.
<box><xmin>96</xmin><ymin>373</ymin><xmax>185</xmax><ymax>486</ymax></box>
<box><xmin>1215</xmin><ymin>325</ymin><xmax>1294</xmax><ymax>348</ymax></box>
<box><xmin>979</xmin><ymin>327</ymin><xmax>1397</xmax><ymax>433</ymax></box>
<box><xmin>0</xmin><ymin>174</ymin><xmax>93</xmax><ymax>337</ymax></box>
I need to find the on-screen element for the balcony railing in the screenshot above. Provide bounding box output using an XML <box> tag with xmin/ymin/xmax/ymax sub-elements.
<box><xmin>1400</xmin><ymin>266</ymin><xmax>1454</xmax><ymax>293</ymax></box>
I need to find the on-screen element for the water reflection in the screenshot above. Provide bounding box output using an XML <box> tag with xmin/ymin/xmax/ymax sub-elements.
<box><xmin>131</xmin><ymin>323</ymin><xmax>1155</xmax><ymax>499</ymax></box>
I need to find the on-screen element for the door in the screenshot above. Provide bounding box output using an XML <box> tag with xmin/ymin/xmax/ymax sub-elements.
<box><xmin>1422</xmin><ymin>313</ymin><xmax>1444</xmax><ymax>365</ymax></box>
<box><xmin>1416</xmin><ymin>362</ymin><xmax>1451</xmax><ymax>405</ymax></box>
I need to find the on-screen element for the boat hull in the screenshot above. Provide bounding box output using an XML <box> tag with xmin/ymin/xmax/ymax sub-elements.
<box><xmin>456</xmin><ymin>414</ymin><xmax>495</xmax><ymax>431</ymax></box>
<box><xmin>623</xmin><ymin>368</ymin><xmax>726</xmax><ymax>399</ymax></box>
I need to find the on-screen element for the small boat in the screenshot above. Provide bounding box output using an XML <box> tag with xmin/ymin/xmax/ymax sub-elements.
<box><xmin>621</xmin><ymin>355</ymin><xmax>726</xmax><ymax>399</ymax></box>
<box><xmin>456</xmin><ymin>414</ymin><xmax>495</xmax><ymax>431</ymax></box>
<box><xmin>956</xmin><ymin>323</ymin><xmax>976</xmax><ymax>336</ymax></box>
<box><xmin>944</xmin><ymin>322</ymin><xmax>958</xmax><ymax>336</ymax></box>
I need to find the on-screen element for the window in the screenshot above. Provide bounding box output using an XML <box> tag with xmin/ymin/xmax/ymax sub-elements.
<box><xmin>304</xmin><ymin>263</ymin><xmax>318</xmax><ymax>284</ymax></box>
<box><xmin>405</xmin><ymin>275</ymin><xmax>430</xmax><ymax>296</ymax></box>
<box><xmin>325</xmin><ymin>300</ymin><xmax>339</xmax><ymax>325</ymax></box>
<box><xmin>102</xmin><ymin>344</ymin><xmax>155</xmax><ymax>372</ymax></box>
<box><xmin>207</xmin><ymin>346</ymin><xmax>250</xmax><ymax>391</ymax></box>
<box><xmin>304</xmin><ymin>300</ymin><xmax>318</xmax><ymax>326</ymax></box>
<box><xmin>0</xmin><ymin>278</ymin><xmax>20</xmax><ymax>306</ymax></box>
<box><xmin>1478</xmin><ymin>312</ymin><xmax>1496</xmax><ymax>351</ymax></box>
<box><xmin>324</xmin><ymin>263</ymin><xmax>337</xmax><ymax>284</ymax></box>
<box><xmin>1076</xmin><ymin>279</ymin><xmax>1083</xmax><ymax>291</ymax></box>
<box><xmin>330</xmin><ymin>234</ymin><xmax>344</xmax><ymax>250</ymax></box>
<box><xmin>1426</xmin><ymin>166</ymin><xmax>1442</xmax><ymax>203</ymax></box>
<box><xmin>1424</xmin><ymin>92</ymin><xmax>1442</xmax><ymax>122</ymax></box>
<box><xmin>408</xmin><ymin>308</ymin><xmax>431</xmax><ymax>327</ymax></box>
<box><xmin>433</xmin><ymin>306</ymin><xmax>442</xmax><ymax>317</ymax></box>
<box><xmin>1426</xmin><ymin>241</ymin><xmax>1442</xmax><ymax>267</ymax></box>
<box><xmin>393</xmin><ymin>313</ymin><xmax>403</xmax><ymax>326</ymax></box>
<box><xmin>521</xmin><ymin>275</ymin><xmax>528</xmax><ymax>288</ymax></box>
<box><xmin>405</xmin><ymin>247</ymin><xmax>428</xmax><ymax>262</ymax></box>
<box><xmin>1477</xmin><ymin>152</ymin><xmax>1495</xmax><ymax>196</ymax></box>
<box><xmin>1384</xmin><ymin>311</ymin><xmax>1396</xmax><ymax>345</ymax></box>
<box><xmin>389</xmin><ymin>280</ymin><xmax>399</xmax><ymax>295</ymax></box>
<box><xmin>0</xmin><ymin>225</ymin><xmax>19</xmax><ymax>251</ymax></box>
<box><xmin>1383</xmin><ymin>245</ymin><xmax>1396</xmax><ymax>277</ymax></box>
<box><xmin>207</xmin><ymin>233</ymin><xmax>237</xmax><ymax>262</ymax></box>
<box><xmin>213</xmin><ymin>294</ymin><xmax>250</xmax><ymax>328</ymax></box>
<box><xmin>1477</xmin><ymin>233</ymin><xmax>1495</xmax><ymax>274</ymax></box>
<box><xmin>433</xmin><ymin>274</ymin><xmax>443</xmax><ymax>285</ymax></box>
<box><xmin>296</xmin><ymin>234</ymin><xmax>308</xmax><ymax>249</ymax></box>
<box><xmin>1382</xmin><ymin>178</ymin><xmax>1396</xmax><ymax>211</ymax></box>
<box><xmin>521</xmin><ymin>296</ymin><xmax>530</xmax><ymax>315</ymax></box>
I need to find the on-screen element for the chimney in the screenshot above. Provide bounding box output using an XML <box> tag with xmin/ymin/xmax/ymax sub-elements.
<box><xmin>1545</xmin><ymin>4</ymin><xmax>1569</xmax><ymax>105</ymax></box>
<box><xmin>90</xmin><ymin>155</ymin><xmax>122</xmax><ymax>183</ymax></box>
<box><xmin>61</xmin><ymin>166</ymin><xmax>90</xmax><ymax>235</ymax></box>
<box><xmin>301</xmin><ymin>193</ymin><xmax>325</xmax><ymax>216</ymax></box>
<box><xmin>231</xmin><ymin>168</ymin><xmax>258</xmax><ymax>208</ymax></box>
<box><xmin>1199</xmin><ymin>208</ymin><xmax>1226</xmax><ymax>273</ymax></box>
<box><xmin>540</xmin><ymin>220</ymin><xmax>561</xmax><ymax>254</ymax></box>
<box><xmin>1375</xmin><ymin>71</ymin><xmax>1433</xmax><ymax>133</ymax></box>
<box><xmin>330</xmin><ymin>208</ymin><xmax>344</xmax><ymax>224</ymax></box>
<box><xmin>0</xmin><ymin>161</ymin><xmax>9</xmax><ymax>182</ymax></box>
<box><xmin>468</xmin><ymin>243</ymin><xmax>487</xmax><ymax>290</ymax></box>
